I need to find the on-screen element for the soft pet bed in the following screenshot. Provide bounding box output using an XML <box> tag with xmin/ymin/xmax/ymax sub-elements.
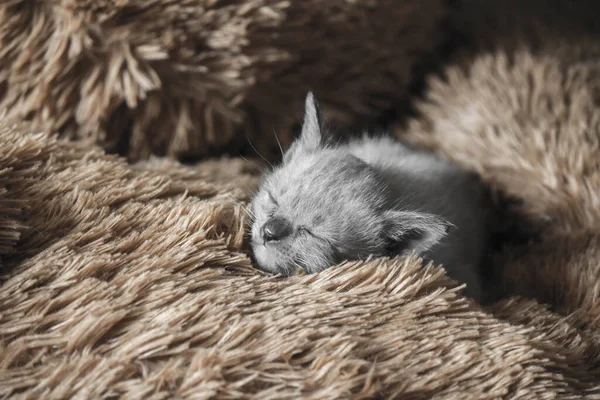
<box><xmin>1</xmin><ymin>0</ymin><xmax>600</xmax><ymax>398</ymax></box>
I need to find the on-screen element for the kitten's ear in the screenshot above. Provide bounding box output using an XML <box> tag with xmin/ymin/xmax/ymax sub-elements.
<box><xmin>284</xmin><ymin>92</ymin><xmax>323</xmax><ymax>163</ymax></box>
<box><xmin>382</xmin><ymin>210</ymin><xmax>451</xmax><ymax>255</ymax></box>
<box><xmin>300</xmin><ymin>91</ymin><xmax>323</xmax><ymax>147</ymax></box>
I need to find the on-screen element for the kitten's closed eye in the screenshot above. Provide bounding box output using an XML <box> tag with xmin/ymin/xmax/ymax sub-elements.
<box><xmin>300</xmin><ymin>226</ymin><xmax>336</xmax><ymax>249</ymax></box>
<box><xmin>298</xmin><ymin>226</ymin><xmax>313</xmax><ymax>236</ymax></box>
<box><xmin>267</xmin><ymin>191</ymin><xmax>278</xmax><ymax>206</ymax></box>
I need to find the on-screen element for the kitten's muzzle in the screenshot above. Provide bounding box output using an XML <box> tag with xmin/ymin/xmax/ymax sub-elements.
<box><xmin>261</xmin><ymin>216</ymin><xmax>293</xmax><ymax>243</ymax></box>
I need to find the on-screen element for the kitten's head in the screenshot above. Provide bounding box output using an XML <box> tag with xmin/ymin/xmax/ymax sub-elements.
<box><xmin>250</xmin><ymin>93</ymin><xmax>449</xmax><ymax>275</ymax></box>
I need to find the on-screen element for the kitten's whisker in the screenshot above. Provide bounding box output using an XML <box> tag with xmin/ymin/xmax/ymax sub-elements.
<box><xmin>272</xmin><ymin>128</ymin><xmax>284</xmax><ymax>158</ymax></box>
<box><xmin>334</xmin><ymin>135</ymin><xmax>344</xmax><ymax>148</ymax></box>
<box><xmin>246</xmin><ymin>133</ymin><xmax>274</xmax><ymax>169</ymax></box>
<box><xmin>239</xmin><ymin>155</ymin><xmax>269</xmax><ymax>174</ymax></box>
<box><xmin>298</xmin><ymin>253</ymin><xmax>316</xmax><ymax>272</ymax></box>
<box><xmin>225</xmin><ymin>195</ymin><xmax>256</xmax><ymax>221</ymax></box>
<box><xmin>297</xmin><ymin>255</ymin><xmax>310</xmax><ymax>273</ymax></box>
<box><xmin>237</xmin><ymin>180</ymin><xmax>259</xmax><ymax>198</ymax></box>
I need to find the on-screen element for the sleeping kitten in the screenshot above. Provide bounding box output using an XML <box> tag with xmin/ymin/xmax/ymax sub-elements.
<box><xmin>250</xmin><ymin>92</ymin><xmax>488</xmax><ymax>300</ymax></box>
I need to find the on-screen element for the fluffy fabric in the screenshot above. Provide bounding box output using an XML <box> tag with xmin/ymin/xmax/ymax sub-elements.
<box><xmin>405</xmin><ymin>39</ymin><xmax>600</xmax><ymax>236</ymax></box>
<box><xmin>1</xmin><ymin>121</ymin><xmax>599</xmax><ymax>398</ymax></box>
<box><xmin>404</xmin><ymin>0</ymin><xmax>600</xmax><ymax>237</ymax></box>
<box><xmin>0</xmin><ymin>0</ymin><xmax>445</xmax><ymax>161</ymax></box>
<box><xmin>397</xmin><ymin>2</ymin><xmax>600</xmax><ymax>395</ymax></box>
<box><xmin>2</xmin><ymin>0</ymin><xmax>600</xmax><ymax>398</ymax></box>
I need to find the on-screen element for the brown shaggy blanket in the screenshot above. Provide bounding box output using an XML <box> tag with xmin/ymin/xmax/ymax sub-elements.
<box><xmin>0</xmin><ymin>0</ymin><xmax>444</xmax><ymax>161</ymax></box>
<box><xmin>2</xmin><ymin>0</ymin><xmax>600</xmax><ymax>399</ymax></box>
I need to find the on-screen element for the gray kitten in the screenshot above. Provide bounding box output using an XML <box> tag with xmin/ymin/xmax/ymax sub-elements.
<box><xmin>250</xmin><ymin>93</ymin><xmax>488</xmax><ymax>300</ymax></box>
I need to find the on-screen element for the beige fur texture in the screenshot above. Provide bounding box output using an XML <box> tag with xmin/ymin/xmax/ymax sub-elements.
<box><xmin>1</xmin><ymin>120</ymin><xmax>599</xmax><ymax>398</ymax></box>
<box><xmin>2</xmin><ymin>0</ymin><xmax>600</xmax><ymax>398</ymax></box>
<box><xmin>0</xmin><ymin>0</ymin><xmax>445</xmax><ymax>161</ymax></box>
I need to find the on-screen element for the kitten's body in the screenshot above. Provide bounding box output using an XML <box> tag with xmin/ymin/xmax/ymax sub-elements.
<box><xmin>250</xmin><ymin>93</ymin><xmax>488</xmax><ymax>301</ymax></box>
<box><xmin>347</xmin><ymin>135</ymin><xmax>487</xmax><ymax>299</ymax></box>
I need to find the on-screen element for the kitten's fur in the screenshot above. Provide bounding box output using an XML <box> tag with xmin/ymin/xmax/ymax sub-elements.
<box><xmin>250</xmin><ymin>93</ymin><xmax>488</xmax><ymax>300</ymax></box>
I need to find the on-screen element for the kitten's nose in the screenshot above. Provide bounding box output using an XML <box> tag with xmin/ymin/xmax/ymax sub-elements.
<box><xmin>261</xmin><ymin>217</ymin><xmax>293</xmax><ymax>242</ymax></box>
